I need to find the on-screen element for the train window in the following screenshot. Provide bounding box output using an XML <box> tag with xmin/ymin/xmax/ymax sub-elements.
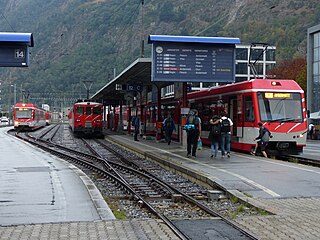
<box><xmin>244</xmin><ymin>96</ymin><xmax>254</xmax><ymax>122</ymax></box>
<box><xmin>16</xmin><ymin>109</ymin><xmax>32</xmax><ymax>119</ymax></box>
<box><xmin>258</xmin><ymin>92</ymin><xmax>303</xmax><ymax>122</ymax></box>
<box><xmin>93</xmin><ymin>107</ymin><xmax>101</xmax><ymax>115</ymax></box>
<box><xmin>86</xmin><ymin>107</ymin><xmax>91</xmax><ymax>115</ymax></box>
<box><xmin>76</xmin><ymin>106</ymin><xmax>84</xmax><ymax>115</ymax></box>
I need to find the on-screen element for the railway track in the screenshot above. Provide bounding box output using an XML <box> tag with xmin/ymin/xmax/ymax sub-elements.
<box><xmin>11</xmin><ymin>126</ymin><xmax>259</xmax><ymax>239</ymax></box>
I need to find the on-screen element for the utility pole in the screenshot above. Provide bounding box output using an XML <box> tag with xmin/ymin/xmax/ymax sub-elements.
<box><xmin>140</xmin><ymin>0</ymin><xmax>145</xmax><ymax>57</ymax></box>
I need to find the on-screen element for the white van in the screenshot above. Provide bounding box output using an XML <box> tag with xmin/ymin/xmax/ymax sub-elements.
<box><xmin>0</xmin><ymin>117</ymin><xmax>9</xmax><ymax>126</ymax></box>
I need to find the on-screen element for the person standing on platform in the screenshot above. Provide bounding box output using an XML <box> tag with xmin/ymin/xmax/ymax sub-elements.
<box><xmin>163</xmin><ymin>113</ymin><xmax>176</xmax><ymax>145</ymax></box>
<box><xmin>309</xmin><ymin>122</ymin><xmax>315</xmax><ymax>140</ymax></box>
<box><xmin>133</xmin><ymin>116</ymin><xmax>140</xmax><ymax>141</ymax></box>
<box><xmin>251</xmin><ymin>122</ymin><xmax>271</xmax><ymax>158</ymax></box>
<box><xmin>185</xmin><ymin>109</ymin><xmax>201</xmax><ymax>158</ymax></box>
<box><xmin>220</xmin><ymin>111</ymin><xmax>233</xmax><ymax>158</ymax></box>
<box><xmin>209</xmin><ymin>115</ymin><xmax>221</xmax><ymax>159</ymax></box>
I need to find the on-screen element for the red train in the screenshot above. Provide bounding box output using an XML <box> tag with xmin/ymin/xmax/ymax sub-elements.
<box><xmin>13</xmin><ymin>103</ymin><xmax>48</xmax><ymax>130</ymax></box>
<box><xmin>187</xmin><ymin>79</ymin><xmax>307</xmax><ymax>155</ymax></box>
<box><xmin>68</xmin><ymin>101</ymin><xmax>103</xmax><ymax>137</ymax></box>
<box><xmin>114</xmin><ymin>79</ymin><xmax>307</xmax><ymax>155</ymax></box>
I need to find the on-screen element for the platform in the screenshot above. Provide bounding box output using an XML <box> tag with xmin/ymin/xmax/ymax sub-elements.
<box><xmin>0</xmin><ymin>127</ymin><xmax>115</xmax><ymax>225</ymax></box>
<box><xmin>105</xmin><ymin>132</ymin><xmax>320</xmax><ymax>240</ymax></box>
<box><xmin>2</xmin><ymin>125</ymin><xmax>320</xmax><ymax>239</ymax></box>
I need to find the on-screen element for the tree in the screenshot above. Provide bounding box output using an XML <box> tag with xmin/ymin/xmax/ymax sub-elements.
<box><xmin>267</xmin><ymin>58</ymin><xmax>307</xmax><ymax>96</ymax></box>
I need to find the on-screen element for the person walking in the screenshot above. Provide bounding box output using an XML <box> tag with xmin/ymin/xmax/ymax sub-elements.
<box><xmin>163</xmin><ymin>113</ymin><xmax>176</xmax><ymax>145</ymax></box>
<box><xmin>133</xmin><ymin>116</ymin><xmax>140</xmax><ymax>141</ymax></box>
<box><xmin>185</xmin><ymin>110</ymin><xmax>201</xmax><ymax>158</ymax></box>
<box><xmin>208</xmin><ymin>115</ymin><xmax>221</xmax><ymax>158</ymax></box>
<box><xmin>220</xmin><ymin>111</ymin><xmax>233</xmax><ymax>158</ymax></box>
<box><xmin>251</xmin><ymin>122</ymin><xmax>271</xmax><ymax>158</ymax></box>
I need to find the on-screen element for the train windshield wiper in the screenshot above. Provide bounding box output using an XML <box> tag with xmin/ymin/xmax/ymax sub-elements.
<box><xmin>280</xmin><ymin>118</ymin><xmax>296</xmax><ymax>122</ymax></box>
<box><xmin>268</xmin><ymin>118</ymin><xmax>297</xmax><ymax>123</ymax></box>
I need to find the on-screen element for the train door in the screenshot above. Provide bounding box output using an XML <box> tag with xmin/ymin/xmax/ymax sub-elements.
<box><xmin>229</xmin><ymin>97</ymin><xmax>238</xmax><ymax>137</ymax></box>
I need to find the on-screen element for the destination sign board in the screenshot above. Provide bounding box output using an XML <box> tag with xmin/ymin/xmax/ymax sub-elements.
<box><xmin>151</xmin><ymin>42</ymin><xmax>235</xmax><ymax>83</ymax></box>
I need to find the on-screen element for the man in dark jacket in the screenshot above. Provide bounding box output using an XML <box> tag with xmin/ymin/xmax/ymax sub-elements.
<box><xmin>163</xmin><ymin>113</ymin><xmax>176</xmax><ymax>145</ymax></box>
<box><xmin>186</xmin><ymin>110</ymin><xmax>201</xmax><ymax>158</ymax></box>
<box><xmin>251</xmin><ymin>122</ymin><xmax>271</xmax><ymax>158</ymax></box>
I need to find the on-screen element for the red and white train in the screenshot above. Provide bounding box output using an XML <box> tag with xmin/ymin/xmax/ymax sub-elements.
<box><xmin>187</xmin><ymin>79</ymin><xmax>308</xmax><ymax>155</ymax></box>
<box><xmin>14</xmin><ymin>103</ymin><xmax>48</xmax><ymax>130</ymax></box>
<box><xmin>112</xmin><ymin>79</ymin><xmax>307</xmax><ymax>155</ymax></box>
<box><xmin>68</xmin><ymin>101</ymin><xmax>103</xmax><ymax>137</ymax></box>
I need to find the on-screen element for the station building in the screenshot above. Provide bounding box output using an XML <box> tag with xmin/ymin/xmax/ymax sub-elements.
<box><xmin>307</xmin><ymin>23</ymin><xmax>320</xmax><ymax>114</ymax></box>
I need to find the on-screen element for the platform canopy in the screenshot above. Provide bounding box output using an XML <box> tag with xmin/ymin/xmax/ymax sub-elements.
<box><xmin>91</xmin><ymin>58</ymin><xmax>174</xmax><ymax>103</ymax></box>
<box><xmin>91</xmin><ymin>58</ymin><xmax>150</xmax><ymax>102</ymax></box>
<box><xmin>0</xmin><ymin>32</ymin><xmax>34</xmax><ymax>47</ymax></box>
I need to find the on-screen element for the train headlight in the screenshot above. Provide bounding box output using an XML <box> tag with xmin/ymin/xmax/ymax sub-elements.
<box><xmin>76</xmin><ymin>119</ymin><xmax>81</xmax><ymax>122</ymax></box>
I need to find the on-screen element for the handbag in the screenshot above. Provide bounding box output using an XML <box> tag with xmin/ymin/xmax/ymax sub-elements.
<box><xmin>197</xmin><ymin>138</ymin><xmax>202</xmax><ymax>150</ymax></box>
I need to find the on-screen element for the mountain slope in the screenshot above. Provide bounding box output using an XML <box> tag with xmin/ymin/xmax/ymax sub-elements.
<box><xmin>0</xmin><ymin>0</ymin><xmax>319</xmax><ymax>108</ymax></box>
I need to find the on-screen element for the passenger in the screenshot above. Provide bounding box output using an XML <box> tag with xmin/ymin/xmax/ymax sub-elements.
<box><xmin>251</xmin><ymin>122</ymin><xmax>271</xmax><ymax>158</ymax></box>
<box><xmin>309</xmin><ymin>122</ymin><xmax>315</xmax><ymax>140</ymax></box>
<box><xmin>208</xmin><ymin>115</ymin><xmax>221</xmax><ymax>159</ymax></box>
<box><xmin>186</xmin><ymin>109</ymin><xmax>201</xmax><ymax>158</ymax></box>
<box><xmin>163</xmin><ymin>113</ymin><xmax>176</xmax><ymax>145</ymax></box>
<box><xmin>133</xmin><ymin>116</ymin><xmax>140</xmax><ymax>141</ymax></box>
<box><xmin>220</xmin><ymin>111</ymin><xmax>233</xmax><ymax>158</ymax></box>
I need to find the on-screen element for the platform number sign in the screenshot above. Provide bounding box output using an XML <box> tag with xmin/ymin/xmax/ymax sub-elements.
<box><xmin>15</xmin><ymin>49</ymin><xmax>25</xmax><ymax>59</ymax></box>
<box><xmin>0</xmin><ymin>45</ymin><xmax>29</xmax><ymax>67</ymax></box>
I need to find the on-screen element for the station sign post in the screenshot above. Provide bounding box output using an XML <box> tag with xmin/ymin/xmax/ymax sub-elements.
<box><xmin>148</xmin><ymin>35</ymin><xmax>240</xmax><ymax>145</ymax></box>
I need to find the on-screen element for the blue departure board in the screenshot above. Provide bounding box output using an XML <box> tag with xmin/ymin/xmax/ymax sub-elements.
<box><xmin>151</xmin><ymin>42</ymin><xmax>235</xmax><ymax>83</ymax></box>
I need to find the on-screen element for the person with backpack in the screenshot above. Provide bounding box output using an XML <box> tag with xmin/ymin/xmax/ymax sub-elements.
<box><xmin>163</xmin><ymin>113</ymin><xmax>176</xmax><ymax>145</ymax></box>
<box><xmin>185</xmin><ymin>109</ymin><xmax>201</xmax><ymax>158</ymax></box>
<box><xmin>209</xmin><ymin>115</ymin><xmax>221</xmax><ymax>158</ymax></box>
<box><xmin>251</xmin><ymin>122</ymin><xmax>271</xmax><ymax>158</ymax></box>
<box><xmin>220</xmin><ymin>111</ymin><xmax>233</xmax><ymax>158</ymax></box>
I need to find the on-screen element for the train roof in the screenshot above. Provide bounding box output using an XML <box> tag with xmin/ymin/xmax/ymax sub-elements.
<box><xmin>73</xmin><ymin>102</ymin><xmax>102</xmax><ymax>106</ymax></box>
<box><xmin>14</xmin><ymin>103</ymin><xmax>48</xmax><ymax>111</ymax></box>
<box><xmin>188</xmin><ymin>79</ymin><xmax>304</xmax><ymax>99</ymax></box>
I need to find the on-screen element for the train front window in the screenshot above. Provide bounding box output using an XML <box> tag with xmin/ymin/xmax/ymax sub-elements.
<box><xmin>76</xmin><ymin>106</ymin><xmax>84</xmax><ymax>115</ymax></box>
<box><xmin>16</xmin><ymin>109</ymin><xmax>32</xmax><ymax>119</ymax></box>
<box><xmin>93</xmin><ymin>107</ymin><xmax>101</xmax><ymax>115</ymax></box>
<box><xmin>258</xmin><ymin>92</ymin><xmax>303</xmax><ymax>122</ymax></box>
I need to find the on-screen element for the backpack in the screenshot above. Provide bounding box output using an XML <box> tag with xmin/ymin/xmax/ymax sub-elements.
<box><xmin>131</xmin><ymin>117</ymin><xmax>136</xmax><ymax>127</ymax></box>
<box><xmin>185</xmin><ymin>114</ymin><xmax>199</xmax><ymax>132</ymax></box>
<box><xmin>211</xmin><ymin>124</ymin><xmax>221</xmax><ymax>136</ymax></box>
<box><xmin>187</xmin><ymin>115</ymin><xmax>195</xmax><ymax>125</ymax></box>
<box><xmin>261</xmin><ymin>127</ymin><xmax>270</xmax><ymax>142</ymax></box>
<box><xmin>221</xmin><ymin>118</ymin><xmax>231</xmax><ymax>133</ymax></box>
<box><xmin>165</xmin><ymin>118</ymin><xmax>173</xmax><ymax>129</ymax></box>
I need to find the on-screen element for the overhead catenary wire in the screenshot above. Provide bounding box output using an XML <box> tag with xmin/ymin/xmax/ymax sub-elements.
<box><xmin>0</xmin><ymin>11</ymin><xmax>15</xmax><ymax>32</ymax></box>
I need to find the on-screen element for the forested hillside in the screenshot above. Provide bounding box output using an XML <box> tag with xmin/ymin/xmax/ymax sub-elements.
<box><xmin>0</xmin><ymin>0</ymin><xmax>319</xmax><ymax>108</ymax></box>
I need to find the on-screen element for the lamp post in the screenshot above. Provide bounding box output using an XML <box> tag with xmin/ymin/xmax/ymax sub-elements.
<box><xmin>11</xmin><ymin>84</ymin><xmax>16</xmax><ymax>106</ymax></box>
<box><xmin>8</xmin><ymin>84</ymin><xmax>16</xmax><ymax>125</ymax></box>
